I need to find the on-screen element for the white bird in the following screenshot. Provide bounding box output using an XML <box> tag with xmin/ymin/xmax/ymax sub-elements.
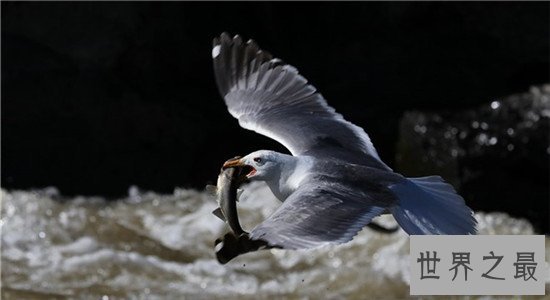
<box><xmin>213</xmin><ymin>33</ymin><xmax>477</xmax><ymax>250</ymax></box>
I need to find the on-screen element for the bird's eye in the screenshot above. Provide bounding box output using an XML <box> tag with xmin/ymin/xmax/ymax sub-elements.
<box><xmin>253</xmin><ymin>157</ymin><xmax>262</xmax><ymax>164</ymax></box>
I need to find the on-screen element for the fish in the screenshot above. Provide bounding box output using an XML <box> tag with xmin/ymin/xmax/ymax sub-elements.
<box><xmin>214</xmin><ymin>232</ymin><xmax>273</xmax><ymax>264</ymax></box>
<box><xmin>208</xmin><ymin>157</ymin><xmax>277</xmax><ymax>264</ymax></box>
<box><xmin>207</xmin><ymin>157</ymin><xmax>249</xmax><ymax>236</ymax></box>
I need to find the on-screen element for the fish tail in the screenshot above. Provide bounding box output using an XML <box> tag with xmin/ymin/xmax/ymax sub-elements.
<box><xmin>389</xmin><ymin>176</ymin><xmax>477</xmax><ymax>235</ymax></box>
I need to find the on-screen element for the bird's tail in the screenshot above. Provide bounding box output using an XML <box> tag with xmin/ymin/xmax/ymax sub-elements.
<box><xmin>389</xmin><ymin>176</ymin><xmax>477</xmax><ymax>235</ymax></box>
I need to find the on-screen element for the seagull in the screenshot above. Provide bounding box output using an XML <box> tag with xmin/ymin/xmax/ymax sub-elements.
<box><xmin>212</xmin><ymin>33</ymin><xmax>477</xmax><ymax>250</ymax></box>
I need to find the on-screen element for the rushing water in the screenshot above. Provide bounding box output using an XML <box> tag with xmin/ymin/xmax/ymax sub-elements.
<box><xmin>1</xmin><ymin>184</ymin><xmax>548</xmax><ymax>299</ymax></box>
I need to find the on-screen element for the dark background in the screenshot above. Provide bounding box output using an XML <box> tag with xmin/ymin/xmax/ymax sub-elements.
<box><xmin>2</xmin><ymin>2</ymin><xmax>549</xmax><ymax>231</ymax></box>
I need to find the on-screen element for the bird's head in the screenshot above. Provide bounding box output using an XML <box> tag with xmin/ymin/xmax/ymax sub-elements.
<box><xmin>222</xmin><ymin>150</ymin><xmax>283</xmax><ymax>181</ymax></box>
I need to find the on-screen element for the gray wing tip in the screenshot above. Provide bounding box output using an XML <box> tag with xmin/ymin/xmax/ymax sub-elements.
<box><xmin>212</xmin><ymin>32</ymin><xmax>255</xmax><ymax>49</ymax></box>
<box><xmin>220</xmin><ymin>32</ymin><xmax>232</xmax><ymax>43</ymax></box>
<box><xmin>232</xmin><ymin>34</ymin><xmax>243</xmax><ymax>45</ymax></box>
<box><xmin>212</xmin><ymin>32</ymin><xmax>283</xmax><ymax>97</ymax></box>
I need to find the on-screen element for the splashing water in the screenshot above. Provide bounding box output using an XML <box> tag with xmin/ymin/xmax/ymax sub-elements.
<box><xmin>1</xmin><ymin>185</ymin><xmax>548</xmax><ymax>299</ymax></box>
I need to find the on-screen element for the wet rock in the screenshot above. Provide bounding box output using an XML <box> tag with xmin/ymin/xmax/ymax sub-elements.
<box><xmin>396</xmin><ymin>85</ymin><xmax>550</xmax><ymax>233</ymax></box>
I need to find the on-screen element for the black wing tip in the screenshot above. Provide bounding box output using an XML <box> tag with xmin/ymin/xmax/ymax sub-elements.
<box><xmin>220</xmin><ymin>31</ymin><xmax>232</xmax><ymax>43</ymax></box>
<box><xmin>233</xmin><ymin>34</ymin><xmax>243</xmax><ymax>45</ymax></box>
<box><xmin>212</xmin><ymin>32</ymin><xmax>277</xmax><ymax>95</ymax></box>
<box><xmin>212</xmin><ymin>36</ymin><xmax>220</xmax><ymax>48</ymax></box>
<box><xmin>211</xmin><ymin>32</ymin><xmax>232</xmax><ymax>52</ymax></box>
<box><xmin>213</xmin><ymin>33</ymin><xmax>248</xmax><ymax>47</ymax></box>
<box><xmin>212</xmin><ymin>32</ymin><xmax>287</xmax><ymax>65</ymax></box>
<box><xmin>212</xmin><ymin>32</ymin><xmax>299</xmax><ymax>100</ymax></box>
<box><xmin>212</xmin><ymin>32</ymin><xmax>238</xmax><ymax>48</ymax></box>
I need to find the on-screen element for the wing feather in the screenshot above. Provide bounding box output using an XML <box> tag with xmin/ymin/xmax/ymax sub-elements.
<box><xmin>213</xmin><ymin>33</ymin><xmax>390</xmax><ymax>170</ymax></box>
<box><xmin>249</xmin><ymin>181</ymin><xmax>387</xmax><ymax>249</ymax></box>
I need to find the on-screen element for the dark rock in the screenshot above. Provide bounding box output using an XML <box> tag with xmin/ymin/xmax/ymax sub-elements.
<box><xmin>396</xmin><ymin>85</ymin><xmax>550</xmax><ymax>233</ymax></box>
<box><xmin>2</xmin><ymin>3</ymin><xmax>548</xmax><ymax>197</ymax></box>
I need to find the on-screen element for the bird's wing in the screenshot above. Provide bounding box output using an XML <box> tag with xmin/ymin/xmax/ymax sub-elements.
<box><xmin>248</xmin><ymin>180</ymin><xmax>387</xmax><ymax>249</ymax></box>
<box><xmin>212</xmin><ymin>33</ymin><xmax>390</xmax><ymax>170</ymax></box>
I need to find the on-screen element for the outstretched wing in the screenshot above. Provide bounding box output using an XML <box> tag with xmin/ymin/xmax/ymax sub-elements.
<box><xmin>212</xmin><ymin>33</ymin><xmax>390</xmax><ymax>170</ymax></box>
<box><xmin>248</xmin><ymin>181</ymin><xmax>387</xmax><ymax>249</ymax></box>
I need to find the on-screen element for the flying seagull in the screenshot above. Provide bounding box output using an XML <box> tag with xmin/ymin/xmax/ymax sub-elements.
<box><xmin>212</xmin><ymin>33</ymin><xmax>477</xmax><ymax>249</ymax></box>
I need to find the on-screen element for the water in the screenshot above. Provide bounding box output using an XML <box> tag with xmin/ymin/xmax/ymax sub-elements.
<box><xmin>1</xmin><ymin>185</ymin><xmax>548</xmax><ymax>299</ymax></box>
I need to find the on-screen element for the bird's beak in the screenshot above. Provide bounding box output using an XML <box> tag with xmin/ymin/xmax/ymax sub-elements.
<box><xmin>222</xmin><ymin>156</ymin><xmax>244</xmax><ymax>170</ymax></box>
<box><xmin>222</xmin><ymin>156</ymin><xmax>256</xmax><ymax>178</ymax></box>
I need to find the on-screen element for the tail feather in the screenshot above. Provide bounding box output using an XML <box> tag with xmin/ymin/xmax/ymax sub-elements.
<box><xmin>389</xmin><ymin>176</ymin><xmax>477</xmax><ymax>235</ymax></box>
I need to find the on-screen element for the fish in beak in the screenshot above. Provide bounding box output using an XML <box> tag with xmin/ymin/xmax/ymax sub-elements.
<box><xmin>222</xmin><ymin>156</ymin><xmax>256</xmax><ymax>178</ymax></box>
<box><xmin>212</xmin><ymin>166</ymin><xmax>247</xmax><ymax>236</ymax></box>
<box><xmin>209</xmin><ymin>156</ymin><xmax>256</xmax><ymax>237</ymax></box>
<box><xmin>222</xmin><ymin>156</ymin><xmax>244</xmax><ymax>169</ymax></box>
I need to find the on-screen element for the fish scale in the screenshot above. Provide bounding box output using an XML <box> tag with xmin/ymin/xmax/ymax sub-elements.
<box><xmin>210</xmin><ymin>159</ymin><xmax>248</xmax><ymax>236</ymax></box>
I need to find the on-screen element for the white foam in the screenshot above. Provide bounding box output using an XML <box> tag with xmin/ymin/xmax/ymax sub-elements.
<box><xmin>1</xmin><ymin>187</ymin><xmax>548</xmax><ymax>298</ymax></box>
<box><xmin>56</xmin><ymin>236</ymin><xmax>98</xmax><ymax>255</ymax></box>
